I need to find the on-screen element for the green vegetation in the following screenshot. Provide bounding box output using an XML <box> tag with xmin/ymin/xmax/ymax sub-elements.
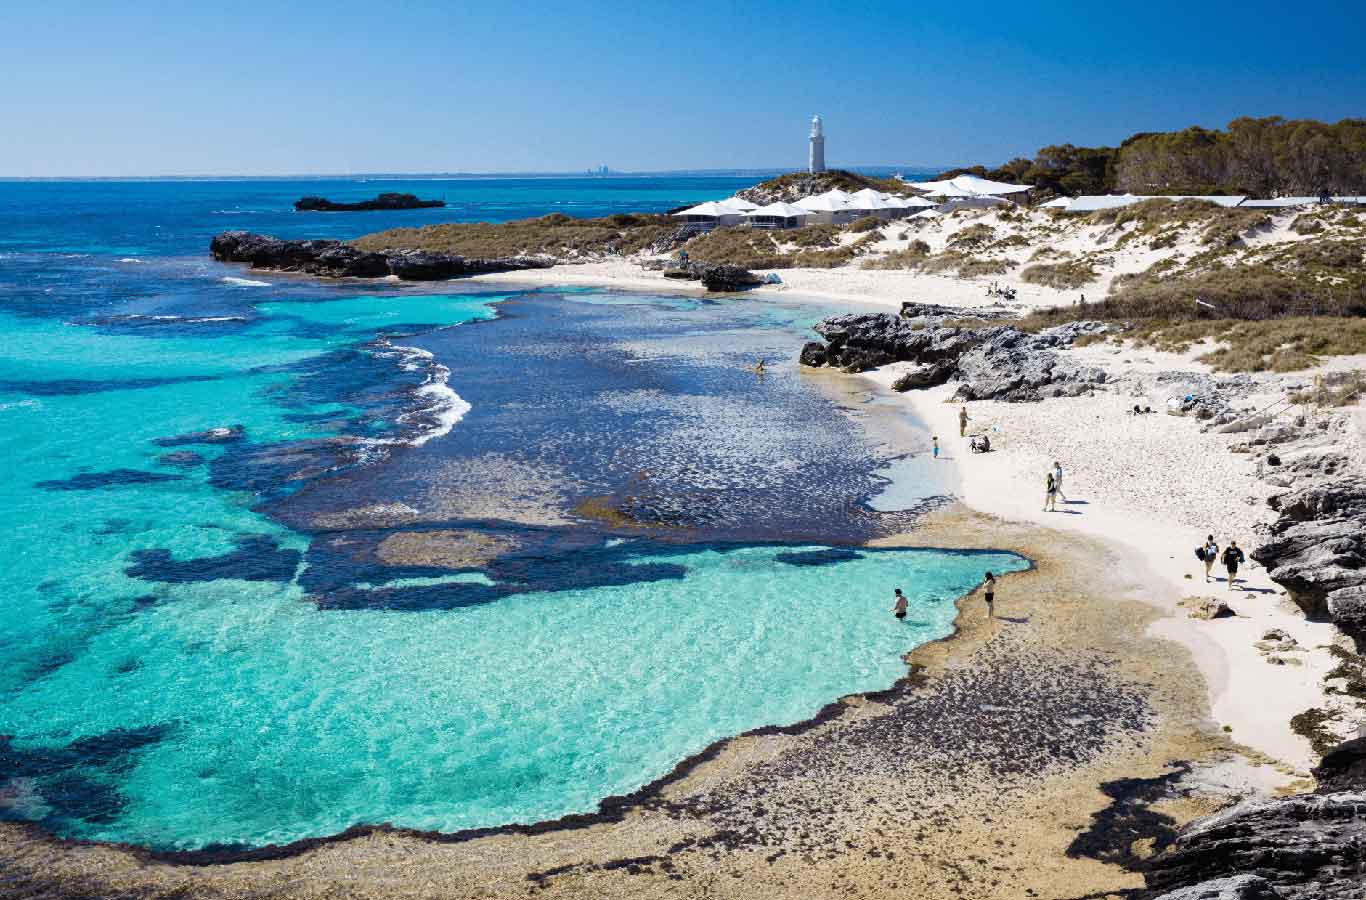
<box><xmin>938</xmin><ymin>116</ymin><xmax>1366</xmax><ymax>199</ymax></box>
<box><xmin>679</xmin><ymin>225</ymin><xmax>870</xmax><ymax>269</ymax></box>
<box><xmin>1021</xmin><ymin>260</ymin><xmax>1099</xmax><ymax>290</ymax></box>
<box><xmin>945</xmin><ymin>223</ymin><xmax>996</xmax><ymax>249</ymax></box>
<box><xmin>737</xmin><ymin>169</ymin><xmax>914</xmax><ymax>204</ymax></box>
<box><xmin>353</xmin><ymin>212</ymin><xmax>677</xmax><ymax>258</ymax></box>
<box><xmin>862</xmin><ymin>240</ymin><xmax>931</xmax><ymax>270</ymax></box>
<box><xmin>1290</xmin><ymin>707</ymin><xmax>1344</xmax><ymax>757</ymax></box>
<box><xmin>849</xmin><ymin>215</ymin><xmax>884</xmax><ymax>233</ymax></box>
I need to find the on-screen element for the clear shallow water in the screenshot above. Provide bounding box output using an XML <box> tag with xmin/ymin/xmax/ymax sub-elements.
<box><xmin>0</xmin><ymin>176</ymin><xmax>1020</xmax><ymax>851</ymax></box>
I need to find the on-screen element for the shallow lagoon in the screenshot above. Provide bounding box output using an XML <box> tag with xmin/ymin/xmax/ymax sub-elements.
<box><xmin>0</xmin><ymin>178</ymin><xmax>1024</xmax><ymax>851</ymax></box>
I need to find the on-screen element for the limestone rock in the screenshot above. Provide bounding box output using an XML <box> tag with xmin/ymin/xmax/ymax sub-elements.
<box><xmin>1253</xmin><ymin>479</ymin><xmax>1366</xmax><ymax>635</ymax></box>
<box><xmin>1183</xmin><ymin>596</ymin><xmax>1235</xmax><ymax>620</ymax></box>
<box><xmin>1148</xmin><ymin>874</ymin><xmax>1285</xmax><ymax>899</ymax></box>
<box><xmin>210</xmin><ymin>231</ymin><xmax>553</xmax><ymax>281</ymax></box>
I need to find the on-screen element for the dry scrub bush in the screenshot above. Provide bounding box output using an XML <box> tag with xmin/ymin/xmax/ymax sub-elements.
<box><xmin>1021</xmin><ymin>260</ymin><xmax>1099</xmax><ymax>289</ymax></box>
<box><xmin>354</xmin><ymin>213</ymin><xmax>676</xmax><ymax>257</ymax></box>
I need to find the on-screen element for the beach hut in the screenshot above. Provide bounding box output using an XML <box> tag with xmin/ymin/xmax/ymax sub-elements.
<box><xmin>672</xmin><ymin>201</ymin><xmax>745</xmax><ymax>230</ymax></box>
<box><xmin>742</xmin><ymin>201</ymin><xmax>810</xmax><ymax>230</ymax></box>
<box><xmin>904</xmin><ymin>174</ymin><xmax>1032</xmax><ymax>198</ymax></box>
<box><xmin>1039</xmin><ymin>196</ymin><xmax>1072</xmax><ymax>210</ymax></box>
<box><xmin>848</xmin><ymin>188</ymin><xmax>901</xmax><ymax>220</ymax></box>
<box><xmin>718</xmin><ymin>197</ymin><xmax>760</xmax><ymax>212</ymax></box>
<box><xmin>796</xmin><ymin>192</ymin><xmax>857</xmax><ymax>225</ymax></box>
<box><xmin>910</xmin><ymin>208</ymin><xmax>942</xmax><ymax>220</ymax></box>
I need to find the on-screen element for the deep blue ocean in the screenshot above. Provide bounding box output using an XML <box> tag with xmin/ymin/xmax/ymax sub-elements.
<box><xmin>0</xmin><ymin>175</ymin><xmax>1022</xmax><ymax>852</ymax></box>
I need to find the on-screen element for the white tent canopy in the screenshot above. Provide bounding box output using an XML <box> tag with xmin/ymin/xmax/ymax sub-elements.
<box><xmin>910</xmin><ymin>209</ymin><xmax>942</xmax><ymax>219</ymax></box>
<box><xmin>1040</xmin><ymin>196</ymin><xmax>1072</xmax><ymax>209</ymax></box>
<box><xmin>672</xmin><ymin>201</ymin><xmax>733</xmax><ymax>217</ymax></box>
<box><xmin>718</xmin><ymin>197</ymin><xmax>760</xmax><ymax>211</ymax></box>
<box><xmin>794</xmin><ymin>194</ymin><xmax>852</xmax><ymax>213</ymax></box>
<box><xmin>744</xmin><ymin>201</ymin><xmax>809</xmax><ymax>218</ymax></box>
<box><xmin>905</xmin><ymin>174</ymin><xmax>1032</xmax><ymax>197</ymax></box>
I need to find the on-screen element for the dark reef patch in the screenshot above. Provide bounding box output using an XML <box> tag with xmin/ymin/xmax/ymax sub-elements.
<box><xmin>125</xmin><ymin>535</ymin><xmax>301</xmax><ymax>584</ymax></box>
<box><xmin>157</xmin><ymin>451</ymin><xmax>205</xmax><ymax>468</ymax></box>
<box><xmin>152</xmin><ymin>425</ymin><xmax>245</xmax><ymax>447</ymax></box>
<box><xmin>36</xmin><ymin>469</ymin><xmax>184</xmax><ymax>491</ymax></box>
<box><xmin>0</xmin><ymin>374</ymin><xmax>220</xmax><ymax>396</ymax></box>
<box><xmin>0</xmin><ymin>725</ymin><xmax>170</xmax><ymax>830</ymax></box>
<box><xmin>774</xmin><ymin>548</ymin><xmax>865</xmax><ymax>566</ymax></box>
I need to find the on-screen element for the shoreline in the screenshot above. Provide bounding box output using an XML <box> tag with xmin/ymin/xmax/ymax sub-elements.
<box><xmin>869</xmin><ymin>370</ymin><xmax>1342</xmax><ymax>773</ymax></box>
<box><xmin>2</xmin><ymin>502</ymin><xmax>1237</xmax><ymax>899</ymax></box>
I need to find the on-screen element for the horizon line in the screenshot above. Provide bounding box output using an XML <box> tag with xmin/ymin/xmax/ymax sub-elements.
<box><xmin>0</xmin><ymin>164</ymin><xmax>958</xmax><ymax>182</ymax></box>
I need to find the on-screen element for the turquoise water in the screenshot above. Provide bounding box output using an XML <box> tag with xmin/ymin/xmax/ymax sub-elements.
<box><xmin>0</xmin><ymin>177</ymin><xmax>1021</xmax><ymax>852</ymax></box>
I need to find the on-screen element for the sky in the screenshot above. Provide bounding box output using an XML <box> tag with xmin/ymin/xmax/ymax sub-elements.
<box><xmin>3</xmin><ymin>0</ymin><xmax>1364</xmax><ymax>177</ymax></box>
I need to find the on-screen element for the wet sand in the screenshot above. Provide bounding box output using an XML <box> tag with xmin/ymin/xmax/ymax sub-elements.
<box><xmin>1</xmin><ymin>506</ymin><xmax>1241</xmax><ymax>900</ymax></box>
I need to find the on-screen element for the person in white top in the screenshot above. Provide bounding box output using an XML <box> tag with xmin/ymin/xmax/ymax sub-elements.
<box><xmin>1053</xmin><ymin>461</ymin><xmax>1067</xmax><ymax>503</ymax></box>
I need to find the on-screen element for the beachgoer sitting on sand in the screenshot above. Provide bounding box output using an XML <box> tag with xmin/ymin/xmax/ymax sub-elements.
<box><xmin>1222</xmin><ymin>542</ymin><xmax>1245</xmax><ymax>590</ymax></box>
<box><xmin>891</xmin><ymin>588</ymin><xmax>908</xmax><ymax>620</ymax></box>
<box><xmin>969</xmin><ymin>435</ymin><xmax>991</xmax><ymax>453</ymax></box>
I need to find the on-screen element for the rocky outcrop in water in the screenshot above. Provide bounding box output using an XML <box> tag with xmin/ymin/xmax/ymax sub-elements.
<box><xmin>800</xmin><ymin>312</ymin><xmax>1110</xmax><ymax>401</ymax></box>
<box><xmin>294</xmin><ymin>192</ymin><xmax>445</xmax><ymax>212</ymax></box>
<box><xmin>1251</xmin><ymin>479</ymin><xmax>1366</xmax><ymax>636</ymax></box>
<box><xmin>210</xmin><ymin>231</ymin><xmax>554</xmax><ymax>281</ymax></box>
<box><xmin>1144</xmin><ymin>738</ymin><xmax>1366</xmax><ymax>899</ymax></box>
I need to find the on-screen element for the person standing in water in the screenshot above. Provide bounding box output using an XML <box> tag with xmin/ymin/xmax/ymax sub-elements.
<box><xmin>1201</xmin><ymin>534</ymin><xmax>1220</xmax><ymax>583</ymax></box>
<box><xmin>932</xmin><ymin>436</ymin><xmax>940</xmax><ymax>459</ymax></box>
<box><xmin>1222</xmin><ymin>541</ymin><xmax>1245</xmax><ymax>590</ymax></box>
<box><xmin>1053</xmin><ymin>461</ymin><xmax>1067</xmax><ymax>502</ymax></box>
<box><xmin>891</xmin><ymin>588</ymin><xmax>908</xmax><ymax>621</ymax></box>
<box><xmin>1043</xmin><ymin>470</ymin><xmax>1058</xmax><ymax>511</ymax></box>
<box><xmin>983</xmin><ymin>572</ymin><xmax>996</xmax><ymax>618</ymax></box>
<box><xmin>959</xmin><ymin>405</ymin><xmax>969</xmax><ymax>437</ymax></box>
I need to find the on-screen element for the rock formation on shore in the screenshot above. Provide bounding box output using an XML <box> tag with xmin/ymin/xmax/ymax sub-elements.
<box><xmin>210</xmin><ymin>231</ymin><xmax>553</xmax><ymax>281</ymax></box>
<box><xmin>294</xmin><ymin>193</ymin><xmax>445</xmax><ymax>212</ymax></box>
<box><xmin>1253</xmin><ymin>479</ymin><xmax>1366</xmax><ymax>637</ymax></box>
<box><xmin>1144</xmin><ymin>737</ymin><xmax>1366</xmax><ymax>899</ymax></box>
<box><xmin>661</xmin><ymin>261</ymin><xmax>764</xmax><ymax>292</ymax></box>
<box><xmin>799</xmin><ymin>311</ymin><xmax>1110</xmax><ymax>401</ymax></box>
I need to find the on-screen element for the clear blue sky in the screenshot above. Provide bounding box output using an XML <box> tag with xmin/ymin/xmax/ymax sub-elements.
<box><xmin>4</xmin><ymin>0</ymin><xmax>1364</xmax><ymax>176</ymax></box>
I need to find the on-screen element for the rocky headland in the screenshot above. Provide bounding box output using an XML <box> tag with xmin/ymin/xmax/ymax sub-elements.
<box><xmin>209</xmin><ymin>231</ymin><xmax>553</xmax><ymax>281</ymax></box>
<box><xmin>293</xmin><ymin>192</ymin><xmax>445</xmax><ymax>212</ymax></box>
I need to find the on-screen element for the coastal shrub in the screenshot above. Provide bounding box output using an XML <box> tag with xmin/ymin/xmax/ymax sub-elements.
<box><xmin>1020</xmin><ymin>260</ymin><xmax>1099</xmax><ymax>290</ymax></box>
<box><xmin>735</xmin><ymin>170</ymin><xmax>916</xmax><ymax>205</ymax></box>
<box><xmin>848</xmin><ymin>215</ymin><xmax>883</xmax><ymax>233</ymax></box>
<box><xmin>1290</xmin><ymin>214</ymin><xmax>1325</xmax><ymax>235</ymax></box>
<box><xmin>862</xmin><ymin>240</ymin><xmax>931</xmax><ymax>270</ymax></box>
<box><xmin>353</xmin><ymin>213</ymin><xmax>678</xmax><ymax>258</ymax></box>
<box><xmin>946</xmin><ymin>223</ymin><xmax>996</xmax><ymax>249</ymax></box>
<box><xmin>682</xmin><ymin>228</ymin><xmax>786</xmax><ymax>268</ymax></box>
<box><xmin>781</xmin><ymin>224</ymin><xmax>842</xmax><ymax>248</ymax></box>
<box><xmin>991</xmin><ymin>234</ymin><xmax>1031</xmax><ymax>250</ymax></box>
<box><xmin>1200</xmin><ymin>210</ymin><xmax>1271</xmax><ymax>247</ymax></box>
<box><xmin>920</xmin><ymin>251</ymin><xmax>1015</xmax><ymax>277</ymax></box>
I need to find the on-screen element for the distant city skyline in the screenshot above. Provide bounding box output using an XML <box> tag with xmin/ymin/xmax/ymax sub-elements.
<box><xmin>3</xmin><ymin>0</ymin><xmax>1364</xmax><ymax>177</ymax></box>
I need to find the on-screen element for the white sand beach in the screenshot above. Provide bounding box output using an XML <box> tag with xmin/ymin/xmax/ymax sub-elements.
<box><xmin>865</xmin><ymin>368</ymin><xmax>1354</xmax><ymax>773</ymax></box>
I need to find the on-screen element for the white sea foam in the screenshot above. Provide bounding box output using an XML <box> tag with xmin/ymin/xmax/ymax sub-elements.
<box><xmin>220</xmin><ymin>276</ymin><xmax>271</xmax><ymax>287</ymax></box>
<box><xmin>119</xmin><ymin>257</ymin><xmax>144</xmax><ymax>263</ymax></box>
<box><xmin>100</xmin><ymin>313</ymin><xmax>249</xmax><ymax>325</ymax></box>
<box><xmin>375</xmin><ymin>340</ymin><xmax>471</xmax><ymax>448</ymax></box>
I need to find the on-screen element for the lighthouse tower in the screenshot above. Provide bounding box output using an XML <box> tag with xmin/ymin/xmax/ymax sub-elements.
<box><xmin>808</xmin><ymin>115</ymin><xmax>826</xmax><ymax>174</ymax></box>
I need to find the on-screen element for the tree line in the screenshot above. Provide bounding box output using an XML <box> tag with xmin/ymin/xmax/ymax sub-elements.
<box><xmin>938</xmin><ymin>117</ymin><xmax>1366</xmax><ymax>198</ymax></box>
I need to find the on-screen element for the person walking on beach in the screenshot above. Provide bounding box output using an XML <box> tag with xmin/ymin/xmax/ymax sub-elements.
<box><xmin>932</xmin><ymin>436</ymin><xmax>939</xmax><ymax>459</ymax></box>
<box><xmin>959</xmin><ymin>405</ymin><xmax>969</xmax><ymax>437</ymax></box>
<box><xmin>1052</xmin><ymin>461</ymin><xmax>1067</xmax><ymax>503</ymax></box>
<box><xmin>1222</xmin><ymin>542</ymin><xmax>1245</xmax><ymax>590</ymax></box>
<box><xmin>1200</xmin><ymin>534</ymin><xmax>1219</xmax><ymax>583</ymax></box>
<box><xmin>1043</xmin><ymin>470</ymin><xmax>1058</xmax><ymax>511</ymax></box>
<box><xmin>891</xmin><ymin>588</ymin><xmax>908</xmax><ymax>621</ymax></box>
<box><xmin>983</xmin><ymin>572</ymin><xmax>996</xmax><ymax>619</ymax></box>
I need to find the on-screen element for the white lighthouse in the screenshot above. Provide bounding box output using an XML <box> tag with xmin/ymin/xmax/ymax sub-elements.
<box><xmin>808</xmin><ymin>115</ymin><xmax>826</xmax><ymax>174</ymax></box>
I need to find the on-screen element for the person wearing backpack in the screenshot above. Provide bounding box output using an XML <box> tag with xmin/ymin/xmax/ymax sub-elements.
<box><xmin>1198</xmin><ymin>535</ymin><xmax>1219</xmax><ymax>583</ymax></box>
<box><xmin>1222</xmin><ymin>541</ymin><xmax>1245</xmax><ymax>590</ymax></box>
